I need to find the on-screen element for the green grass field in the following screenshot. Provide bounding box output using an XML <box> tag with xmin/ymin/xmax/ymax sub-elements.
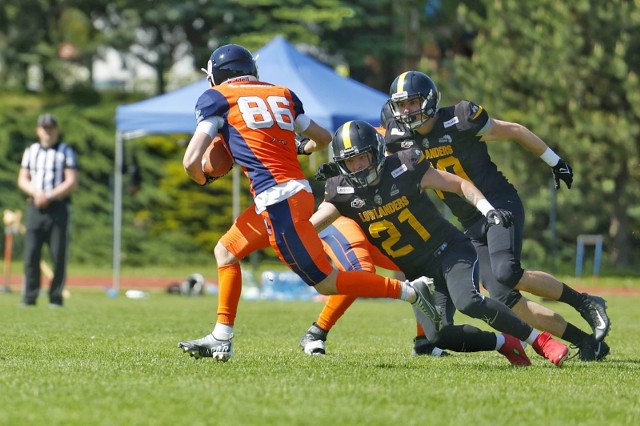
<box><xmin>1</xmin><ymin>288</ymin><xmax>638</xmax><ymax>426</ymax></box>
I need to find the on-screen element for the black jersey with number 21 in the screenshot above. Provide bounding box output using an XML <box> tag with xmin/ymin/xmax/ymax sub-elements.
<box><xmin>324</xmin><ymin>148</ymin><xmax>461</xmax><ymax>276</ymax></box>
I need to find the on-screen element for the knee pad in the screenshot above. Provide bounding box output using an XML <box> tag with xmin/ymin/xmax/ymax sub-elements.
<box><xmin>492</xmin><ymin>260</ymin><xmax>524</xmax><ymax>289</ymax></box>
<box><xmin>486</xmin><ymin>283</ymin><xmax>522</xmax><ymax>309</ymax></box>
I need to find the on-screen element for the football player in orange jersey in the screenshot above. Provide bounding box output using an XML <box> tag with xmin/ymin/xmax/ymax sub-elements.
<box><xmin>179</xmin><ymin>44</ymin><xmax>437</xmax><ymax>361</ymax></box>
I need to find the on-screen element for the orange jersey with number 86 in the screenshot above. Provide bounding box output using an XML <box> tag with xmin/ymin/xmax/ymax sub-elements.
<box><xmin>195</xmin><ymin>81</ymin><xmax>307</xmax><ymax>197</ymax></box>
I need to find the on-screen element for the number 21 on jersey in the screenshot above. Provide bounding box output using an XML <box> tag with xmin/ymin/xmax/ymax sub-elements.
<box><xmin>368</xmin><ymin>209</ymin><xmax>431</xmax><ymax>259</ymax></box>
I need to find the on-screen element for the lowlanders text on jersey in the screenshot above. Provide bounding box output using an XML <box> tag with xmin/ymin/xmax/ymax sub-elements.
<box><xmin>357</xmin><ymin>195</ymin><xmax>410</xmax><ymax>222</ymax></box>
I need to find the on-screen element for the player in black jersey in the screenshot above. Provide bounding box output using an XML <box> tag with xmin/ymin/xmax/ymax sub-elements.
<box><xmin>384</xmin><ymin>71</ymin><xmax>609</xmax><ymax>361</ymax></box>
<box><xmin>313</xmin><ymin>119</ymin><xmax>571</xmax><ymax>366</ymax></box>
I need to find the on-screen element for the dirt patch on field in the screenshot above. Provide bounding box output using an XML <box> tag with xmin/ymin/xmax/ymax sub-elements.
<box><xmin>5</xmin><ymin>275</ymin><xmax>188</xmax><ymax>291</ymax></box>
<box><xmin>4</xmin><ymin>275</ymin><xmax>640</xmax><ymax>296</ymax></box>
<box><xmin>576</xmin><ymin>286</ymin><xmax>640</xmax><ymax>296</ymax></box>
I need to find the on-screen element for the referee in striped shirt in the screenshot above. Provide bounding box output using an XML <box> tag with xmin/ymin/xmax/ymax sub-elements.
<box><xmin>17</xmin><ymin>113</ymin><xmax>78</xmax><ymax>307</ymax></box>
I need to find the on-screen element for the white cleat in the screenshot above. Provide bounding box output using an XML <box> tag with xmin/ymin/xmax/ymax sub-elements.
<box><xmin>178</xmin><ymin>333</ymin><xmax>233</xmax><ymax>362</ymax></box>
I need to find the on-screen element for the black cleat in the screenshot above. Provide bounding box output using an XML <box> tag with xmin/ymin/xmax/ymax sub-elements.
<box><xmin>412</xmin><ymin>336</ymin><xmax>450</xmax><ymax>357</ymax></box>
<box><xmin>575</xmin><ymin>335</ymin><xmax>610</xmax><ymax>362</ymax></box>
<box><xmin>578</xmin><ymin>294</ymin><xmax>611</xmax><ymax>341</ymax></box>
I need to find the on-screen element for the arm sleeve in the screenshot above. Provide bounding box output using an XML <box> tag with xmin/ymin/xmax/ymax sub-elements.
<box><xmin>294</xmin><ymin>114</ymin><xmax>311</xmax><ymax>132</ymax></box>
<box><xmin>196</xmin><ymin>116</ymin><xmax>225</xmax><ymax>137</ymax></box>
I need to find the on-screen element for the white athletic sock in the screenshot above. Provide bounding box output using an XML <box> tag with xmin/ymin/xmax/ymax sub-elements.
<box><xmin>213</xmin><ymin>323</ymin><xmax>233</xmax><ymax>340</ymax></box>
<box><xmin>431</xmin><ymin>347</ymin><xmax>446</xmax><ymax>356</ymax></box>
<box><xmin>525</xmin><ymin>330</ymin><xmax>540</xmax><ymax>345</ymax></box>
<box><xmin>495</xmin><ymin>333</ymin><xmax>506</xmax><ymax>351</ymax></box>
<box><xmin>400</xmin><ymin>282</ymin><xmax>417</xmax><ymax>303</ymax></box>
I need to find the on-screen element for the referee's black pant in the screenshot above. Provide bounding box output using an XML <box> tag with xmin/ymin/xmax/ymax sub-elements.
<box><xmin>23</xmin><ymin>201</ymin><xmax>71</xmax><ymax>306</ymax></box>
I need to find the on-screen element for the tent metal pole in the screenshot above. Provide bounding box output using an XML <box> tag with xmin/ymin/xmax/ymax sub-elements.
<box><xmin>113</xmin><ymin>132</ymin><xmax>124</xmax><ymax>292</ymax></box>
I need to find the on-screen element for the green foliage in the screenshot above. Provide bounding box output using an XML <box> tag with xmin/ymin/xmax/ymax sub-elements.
<box><xmin>1</xmin><ymin>0</ymin><xmax>638</xmax><ymax>271</ymax></box>
<box><xmin>0</xmin><ymin>1</ymin><xmax>107</xmax><ymax>92</ymax></box>
<box><xmin>94</xmin><ymin>0</ymin><xmax>206</xmax><ymax>94</ymax></box>
<box><xmin>1</xmin><ymin>290</ymin><xmax>639</xmax><ymax>425</ymax></box>
<box><xmin>0</xmin><ymin>90</ymin><xmax>235</xmax><ymax>268</ymax></box>
<box><xmin>444</xmin><ymin>0</ymin><xmax>640</xmax><ymax>268</ymax></box>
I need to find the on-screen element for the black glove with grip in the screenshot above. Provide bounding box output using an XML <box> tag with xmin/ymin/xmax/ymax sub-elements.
<box><xmin>296</xmin><ymin>135</ymin><xmax>312</xmax><ymax>156</ymax></box>
<box><xmin>486</xmin><ymin>209</ymin><xmax>514</xmax><ymax>228</ymax></box>
<box><xmin>315</xmin><ymin>162</ymin><xmax>340</xmax><ymax>181</ymax></box>
<box><xmin>552</xmin><ymin>158</ymin><xmax>573</xmax><ymax>189</ymax></box>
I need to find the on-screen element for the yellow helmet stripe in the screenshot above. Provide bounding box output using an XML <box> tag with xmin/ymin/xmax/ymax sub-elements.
<box><xmin>341</xmin><ymin>121</ymin><xmax>353</xmax><ymax>148</ymax></box>
<box><xmin>396</xmin><ymin>72</ymin><xmax>409</xmax><ymax>93</ymax></box>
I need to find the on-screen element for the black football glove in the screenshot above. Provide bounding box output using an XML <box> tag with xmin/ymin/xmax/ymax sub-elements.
<box><xmin>295</xmin><ymin>135</ymin><xmax>312</xmax><ymax>156</ymax></box>
<box><xmin>552</xmin><ymin>158</ymin><xmax>573</xmax><ymax>189</ymax></box>
<box><xmin>486</xmin><ymin>209</ymin><xmax>514</xmax><ymax>228</ymax></box>
<box><xmin>315</xmin><ymin>162</ymin><xmax>340</xmax><ymax>181</ymax></box>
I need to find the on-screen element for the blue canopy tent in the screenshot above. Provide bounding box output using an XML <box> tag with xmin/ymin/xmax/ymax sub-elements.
<box><xmin>112</xmin><ymin>35</ymin><xmax>388</xmax><ymax>289</ymax></box>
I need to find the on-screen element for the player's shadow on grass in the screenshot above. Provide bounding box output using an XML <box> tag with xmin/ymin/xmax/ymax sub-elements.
<box><xmin>373</xmin><ymin>360</ymin><xmax>528</xmax><ymax>371</ymax></box>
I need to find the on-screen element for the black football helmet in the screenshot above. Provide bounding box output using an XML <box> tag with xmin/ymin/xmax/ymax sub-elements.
<box><xmin>331</xmin><ymin>120</ymin><xmax>385</xmax><ymax>188</ymax></box>
<box><xmin>388</xmin><ymin>71</ymin><xmax>440</xmax><ymax>130</ymax></box>
<box><xmin>202</xmin><ymin>44</ymin><xmax>258</xmax><ymax>86</ymax></box>
<box><xmin>379</xmin><ymin>101</ymin><xmax>395</xmax><ymax>128</ymax></box>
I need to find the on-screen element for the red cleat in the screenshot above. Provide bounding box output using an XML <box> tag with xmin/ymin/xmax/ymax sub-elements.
<box><xmin>532</xmin><ymin>331</ymin><xmax>569</xmax><ymax>366</ymax></box>
<box><xmin>498</xmin><ymin>334</ymin><xmax>531</xmax><ymax>366</ymax></box>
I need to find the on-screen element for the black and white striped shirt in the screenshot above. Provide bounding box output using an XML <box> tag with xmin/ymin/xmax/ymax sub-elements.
<box><xmin>21</xmin><ymin>142</ymin><xmax>77</xmax><ymax>195</ymax></box>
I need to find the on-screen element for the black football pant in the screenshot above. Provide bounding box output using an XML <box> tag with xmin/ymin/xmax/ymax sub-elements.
<box><xmin>464</xmin><ymin>192</ymin><xmax>526</xmax><ymax>308</ymax></box>
<box><xmin>23</xmin><ymin>202</ymin><xmax>71</xmax><ymax>305</ymax></box>
<box><xmin>409</xmin><ymin>234</ymin><xmax>534</xmax><ymax>346</ymax></box>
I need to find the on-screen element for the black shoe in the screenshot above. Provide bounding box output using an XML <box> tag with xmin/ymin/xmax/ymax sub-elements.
<box><xmin>299</xmin><ymin>323</ymin><xmax>328</xmax><ymax>355</ymax></box>
<box><xmin>577</xmin><ymin>294</ymin><xmax>610</xmax><ymax>341</ymax></box>
<box><xmin>412</xmin><ymin>336</ymin><xmax>450</xmax><ymax>357</ymax></box>
<box><xmin>575</xmin><ymin>335</ymin><xmax>610</xmax><ymax>361</ymax></box>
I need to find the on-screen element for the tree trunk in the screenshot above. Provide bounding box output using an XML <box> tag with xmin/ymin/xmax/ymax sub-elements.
<box><xmin>608</xmin><ymin>166</ymin><xmax>631</xmax><ymax>267</ymax></box>
<box><xmin>155</xmin><ymin>56</ymin><xmax>166</xmax><ymax>95</ymax></box>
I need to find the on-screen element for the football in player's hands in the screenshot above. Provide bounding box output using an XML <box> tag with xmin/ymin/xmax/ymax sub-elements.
<box><xmin>202</xmin><ymin>137</ymin><xmax>233</xmax><ymax>180</ymax></box>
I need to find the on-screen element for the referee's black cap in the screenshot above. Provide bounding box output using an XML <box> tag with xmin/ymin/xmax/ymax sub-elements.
<box><xmin>37</xmin><ymin>113</ymin><xmax>58</xmax><ymax>128</ymax></box>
